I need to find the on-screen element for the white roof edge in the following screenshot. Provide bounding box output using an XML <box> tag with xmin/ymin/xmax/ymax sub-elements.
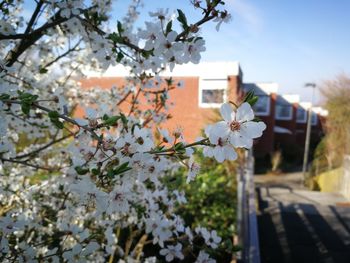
<box><xmin>299</xmin><ymin>102</ymin><xmax>312</xmax><ymax>109</ymax></box>
<box><xmin>281</xmin><ymin>94</ymin><xmax>300</xmax><ymax>103</ymax></box>
<box><xmin>84</xmin><ymin>61</ymin><xmax>241</xmax><ymax>78</ymax></box>
<box><xmin>299</xmin><ymin>103</ymin><xmax>328</xmax><ymax>116</ymax></box>
<box><xmin>164</xmin><ymin>61</ymin><xmax>241</xmax><ymax>78</ymax></box>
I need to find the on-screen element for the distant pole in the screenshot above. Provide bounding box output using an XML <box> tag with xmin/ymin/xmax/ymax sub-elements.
<box><xmin>302</xmin><ymin>83</ymin><xmax>316</xmax><ymax>186</ymax></box>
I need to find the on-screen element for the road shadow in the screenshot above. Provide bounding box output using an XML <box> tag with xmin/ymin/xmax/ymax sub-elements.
<box><xmin>256</xmin><ymin>186</ymin><xmax>350</xmax><ymax>263</ymax></box>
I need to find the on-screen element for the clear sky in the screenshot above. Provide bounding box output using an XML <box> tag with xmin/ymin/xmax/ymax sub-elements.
<box><xmin>113</xmin><ymin>0</ymin><xmax>350</xmax><ymax>104</ymax></box>
<box><xmin>22</xmin><ymin>0</ymin><xmax>350</xmax><ymax>104</ymax></box>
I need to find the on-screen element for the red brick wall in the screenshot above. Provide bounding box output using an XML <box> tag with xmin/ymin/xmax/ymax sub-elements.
<box><xmin>253</xmin><ymin>93</ymin><xmax>276</xmax><ymax>157</ymax></box>
<box><xmin>79</xmin><ymin>75</ymin><xmax>242</xmax><ymax>142</ymax></box>
<box><xmin>274</xmin><ymin>102</ymin><xmax>299</xmax><ymax>146</ymax></box>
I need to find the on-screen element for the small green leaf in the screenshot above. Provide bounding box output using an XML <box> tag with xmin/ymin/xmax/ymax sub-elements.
<box><xmin>21</xmin><ymin>102</ymin><xmax>31</xmax><ymax>115</ymax></box>
<box><xmin>166</xmin><ymin>20</ymin><xmax>173</xmax><ymax>34</ymax></box>
<box><xmin>0</xmin><ymin>94</ymin><xmax>10</xmax><ymax>100</ymax></box>
<box><xmin>244</xmin><ymin>90</ymin><xmax>255</xmax><ymax>102</ymax></box>
<box><xmin>91</xmin><ymin>168</ymin><xmax>100</xmax><ymax>175</ymax></box>
<box><xmin>48</xmin><ymin>111</ymin><xmax>60</xmax><ymax>119</ymax></box>
<box><xmin>114</xmin><ymin>162</ymin><xmax>132</xmax><ymax>175</ymax></box>
<box><xmin>39</xmin><ymin>67</ymin><xmax>48</xmax><ymax>74</ymax></box>
<box><xmin>75</xmin><ymin>166</ymin><xmax>89</xmax><ymax>175</ymax></box>
<box><xmin>52</xmin><ymin>120</ymin><xmax>64</xmax><ymax>129</ymax></box>
<box><xmin>116</xmin><ymin>52</ymin><xmax>124</xmax><ymax>63</ymax></box>
<box><xmin>120</xmin><ymin>113</ymin><xmax>128</xmax><ymax>126</ymax></box>
<box><xmin>117</xmin><ymin>21</ymin><xmax>124</xmax><ymax>34</ymax></box>
<box><xmin>174</xmin><ymin>142</ymin><xmax>185</xmax><ymax>150</ymax></box>
<box><xmin>247</xmin><ymin>96</ymin><xmax>258</xmax><ymax>106</ymax></box>
<box><xmin>108</xmin><ymin>32</ymin><xmax>122</xmax><ymax>43</ymax></box>
<box><xmin>177</xmin><ymin>9</ymin><xmax>188</xmax><ymax>30</ymax></box>
<box><xmin>103</xmin><ymin>116</ymin><xmax>120</xmax><ymax>126</ymax></box>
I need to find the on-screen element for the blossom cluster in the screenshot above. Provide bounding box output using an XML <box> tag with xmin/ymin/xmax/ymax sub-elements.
<box><xmin>204</xmin><ymin>102</ymin><xmax>266</xmax><ymax>163</ymax></box>
<box><xmin>0</xmin><ymin>0</ymin><xmax>261</xmax><ymax>262</ymax></box>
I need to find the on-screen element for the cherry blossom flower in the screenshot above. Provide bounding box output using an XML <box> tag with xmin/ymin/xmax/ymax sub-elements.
<box><xmin>57</xmin><ymin>0</ymin><xmax>82</xmax><ymax>18</ymax></box>
<box><xmin>0</xmin><ymin>1</ymin><xmax>252</xmax><ymax>261</ymax></box>
<box><xmin>187</xmin><ymin>156</ymin><xmax>200</xmax><ymax>183</ymax></box>
<box><xmin>203</xmin><ymin>125</ymin><xmax>237</xmax><ymax>162</ymax></box>
<box><xmin>158</xmin><ymin>128</ymin><xmax>174</xmax><ymax>144</ymax></box>
<box><xmin>149</xmin><ymin>8</ymin><xmax>169</xmax><ymax>20</ymax></box>
<box><xmin>214</xmin><ymin>11</ymin><xmax>232</xmax><ymax>31</ymax></box>
<box><xmin>195</xmin><ymin>250</ymin><xmax>216</xmax><ymax>263</ymax></box>
<box><xmin>196</xmin><ymin>227</ymin><xmax>222</xmax><ymax>249</ymax></box>
<box><xmin>210</xmin><ymin>102</ymin><xmax>266</xmax><ymax>148</ymax></box>
<box><xmin>154</xmin><ymin>31</ymin><xmax>184</xmax><ymax>60</ymax></box>
<box><xmin>159</xmin><ymin>243</ymin><xmax>184</xmax><ymax>262</ymax></box>
<box><xmin>182</xmin><ymin>39</ymin><xmax>206</xmax><ymax>64</ymax></box>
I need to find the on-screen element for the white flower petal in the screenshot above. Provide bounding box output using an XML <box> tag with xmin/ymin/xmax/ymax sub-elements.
<box><xmin>220</xmin><ymin>103</ymin><xmax>233</xmax><ymax>122</ymax></box>
<box><xmin>240</xmin><ymin>121</ymin><xmax>266</xmax><ymax>138</ymax></box>
<box><xmin>229</xmin><ymin>132</ymin><xmax>253</xmax><ymax>148</ymax></box>
<box><xmin>211</xmin><ymin>121</ymin><xmax>230</xmax><ymax>137</ymax></box>
<box><xmin>224</xmin><ymin>146</ymin><xmax>237</xmax><ymax>161</ymax></box>
<box><xmin>214</xmin><ymin>147</ymin><xmax>225</xmax><ymax>163</ymax></box>
<box><xmin>236</xmin><ymin>102</ymin><xmax>254</xmax><ymax>122</ymax></box>
<box><xmin>167</xmin><ymin>31</ymin><xmax>178</xmax><ymax>42</ymax></box>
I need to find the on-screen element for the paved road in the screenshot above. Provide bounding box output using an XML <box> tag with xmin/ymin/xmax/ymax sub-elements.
<box><xmin>255</xmin><ymin>173</ymin><xmax>350</xmax><ymax>263</ymax></box>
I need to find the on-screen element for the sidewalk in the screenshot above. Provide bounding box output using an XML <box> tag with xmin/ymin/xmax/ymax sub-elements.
<box><xmin>255</xmin><ymin>172</ymin><xmax>350</xmax><ymax>263</ymax></box>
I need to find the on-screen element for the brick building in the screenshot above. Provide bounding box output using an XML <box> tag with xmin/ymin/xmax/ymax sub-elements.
<box><xmin>243</xmin><ymin>83</ymin><xmax>278</xmax><ymax>158</ymax></box>
<box><xmin>81</xmin><ymin>62</ymin><xmax>327</xmax><ymax>171</ymax></box>
<box><xmin>81</xmin><ymin>62</ymin><xmax>244</xmax><ymax>141</ymax></box>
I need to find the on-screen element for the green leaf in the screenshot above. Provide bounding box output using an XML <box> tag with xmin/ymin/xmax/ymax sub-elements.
<box><xmin>244</xmin><ymin>90</ymin><xmax>255</xmax><ymax>103</ymax></box>
<box><xmin>39</xmin><ymin>67</ymin><xmax>48</xmax><ymax>74</ymax></box>
<box><xmin>21</xmin><ymin>102</ymin><xmax>31</xmax><ymax>115</ymax></box>
<box><xmin>103</xmin><ymin>116</ymin><xmax>120</xmax><ymax>126</ymax></box>
<box><xmin>52</xmin><ymin>120</ymin><xmax>64</xmax><ymax>129</ymax></box>
<box><xmin>116</xmin><ymin>52</ymin><xmax>124</xmax><ymax>63</ymax></box>
<box><xmin>75</xmin><ymin>166</ymin><xmax>89</xmax><ymax>175</ymax></box>
<box><xmin>177</xmin><ymin>9</ymin><xmax>188</xmax><ymax>30</ymax></box>
<box><xmin>174</xmin><ymin>142</ymin><xmax>185</xmax><ymax>152</ymax></box>
<box><xmin>166</xmin><ymin>20</ymin><xmax>173</xmax><ymax>34</ymax></box>
<box><xmin>117</xmin><ymin>21</ymin><xmax>124</xmax><ymax>34</ymax></box>
<box><xmin>48</xmin><ymin>111</ymin><xmax>60</xmax><ymax>119</ymax></box>
<box><xmin>91</xmin><ymin>168</ymin><xmax>100</xmax><ymax>175</ymax></box>
<box><xmin>0</xmin><ymin>94</ymin><xmax>10</xmax><ymax>100</ymax></box>
<box><xmin>120</xmin><ymin>113</ymin><xmax>128</xmax><ymax>126</ymax></box>
<box><xmin>108</xmin><ymin>32</ymin><xmax>123</xmax><ymax>43</ymax></box>
<box><xmin>108</xmin><ymin>162</ymin><xmax>132</xmax><ymax>177</ymax></box>
<box><xmin>247</xmin><ymin>96</ymin><xmax>258</xmax><ymax>106</ymax></box>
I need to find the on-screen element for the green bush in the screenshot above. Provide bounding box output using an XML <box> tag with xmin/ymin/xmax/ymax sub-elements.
<box><xmin>164</xmin><ymin>150</ymin><xmax>238</xmax><ymax>261</ymax></box>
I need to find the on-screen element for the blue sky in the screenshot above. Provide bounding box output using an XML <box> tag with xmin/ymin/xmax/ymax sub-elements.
<box><xmin>113</xmin><ymin>0</ymin><xmax>350</xmax><ymax>104</ymax></box>
<box><xmin>22</xmin><ymin>0</ymin><xmax>350</xmax><ymax>104</ymax></box>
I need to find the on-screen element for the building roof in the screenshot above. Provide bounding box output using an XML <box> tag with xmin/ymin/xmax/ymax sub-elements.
<box><xmin>244</xmin><ymin>82</ymin><xmax>279</xmax><ymax>95</ymax></box>
<box><xmin>85</xmin><ymin>61</ymin><xmax>242</xmax><ymax>78</ymax></box>
<box><xmin>280</xmin><ymin>94</ymin><xmax>300</xmax><ymax>104</ymax></box>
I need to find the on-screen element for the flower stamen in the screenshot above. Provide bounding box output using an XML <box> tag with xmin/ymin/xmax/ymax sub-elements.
<box><xmin>230</xmin><ymin>121</ymin><xmax>240</xmax><ymax>131</ymax></box>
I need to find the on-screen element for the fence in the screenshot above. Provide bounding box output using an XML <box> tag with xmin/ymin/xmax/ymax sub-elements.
<box><xmin>341</xmin><ymin>155</ymin><xmax>350</xmax><ymax>200</ymax></box>
<box><xmin>236</xmin><ymin>150</ymin><xmax>260</xmax><ymax>263</ymax></box>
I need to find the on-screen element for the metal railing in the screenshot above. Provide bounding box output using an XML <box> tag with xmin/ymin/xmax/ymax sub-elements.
<box><xmin>236</xmin><ymin>150</ymin><xmax>260</xmax><ymax>263</ymax></box>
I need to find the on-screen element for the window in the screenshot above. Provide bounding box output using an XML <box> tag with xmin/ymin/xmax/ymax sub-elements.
<box><xmin>201</xmin><ymin>90</ymin><xmax>225</xmax><ymax>104</ymax></box>
<box><xmin>296</xmin><ymin>106</ymin><xmax>307</xmax><ymax>123</ymax></box>
<box><xmin>311</xmin><ymin>112</ymin><xmax>318</xmax><ymax>126</ymax></box>
<box><xmin>275</xmin><ymin>104</ymin><xmax>292</xmax><ymax>120</ymax></box>
<box><xmin>253</xmin><ymin>95</ymin><xmax>270</xmax><ymax>116</ymax></box>
<box><xmin>199</xmin><ymin>79</ymin><xmax>227</xmax><ymax>108</ymax></box>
